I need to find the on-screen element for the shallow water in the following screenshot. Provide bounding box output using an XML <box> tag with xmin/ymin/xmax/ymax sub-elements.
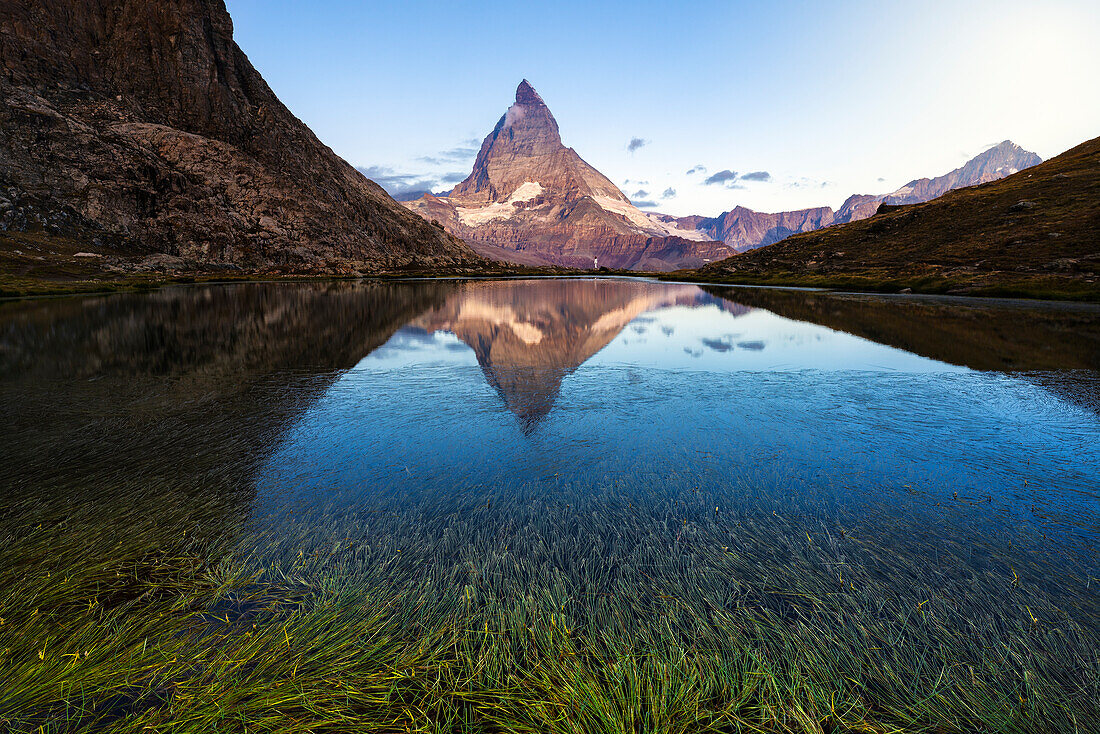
<box><xmin>3</xmin><ymin>278</ymin><xmax>1099</xmax><ymax>632</ymax></box>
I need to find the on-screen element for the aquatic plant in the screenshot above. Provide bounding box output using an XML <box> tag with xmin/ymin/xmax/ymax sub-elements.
<box><xmin>2</xmin><ymin>468</ymin><xmax>1096</xmax><ymax>733</ymax></box>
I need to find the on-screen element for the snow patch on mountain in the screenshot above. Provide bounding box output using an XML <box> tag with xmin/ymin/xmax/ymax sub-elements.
<box><xmin>592</xmin><ymin>196</ymin><xmax>710</xmax><ymax>241</ymax></box>
<box><xmin>456</xmin><ymin>181</ymin><xmax>544</xmax><ymax>226</ymax></box>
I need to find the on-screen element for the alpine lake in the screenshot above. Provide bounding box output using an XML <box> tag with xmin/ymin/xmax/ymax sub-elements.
<box><xmin>2</xmin><ymin>278</ymin><xmax>1099</xmax><ymax>733</ymax></box>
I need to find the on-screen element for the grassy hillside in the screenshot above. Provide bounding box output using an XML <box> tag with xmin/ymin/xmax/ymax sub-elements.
<box><xmin>685</xmin><ymin>136</ymin><xmax>1100</xmax><ymax>300</ymax></box>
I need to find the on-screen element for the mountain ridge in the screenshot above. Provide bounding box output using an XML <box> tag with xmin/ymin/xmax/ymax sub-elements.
<box><xmin>691</xmin><ymin>135</ymin><xmax>1100</xmax><ymax>299</ymax></box>
<box><xmin>0</xmin><ymin>0</ymin><xmax>480</xmax><ymax>272</ymax></box>
<box><xmin>676</xmin><ymin>141</ymin><xmax>1043</xmax><ymax>253</ymax></box>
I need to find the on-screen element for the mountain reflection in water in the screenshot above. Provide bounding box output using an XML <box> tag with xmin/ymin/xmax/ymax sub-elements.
<box><xmin>4</xmin><ymin>278</ymin><xmax>1098</xmax><ymax>501</ymax></box>
<box><xmin>407</xmin><ymin>280</ymin><xmax>749</xmax><ymax>431</ymax></box>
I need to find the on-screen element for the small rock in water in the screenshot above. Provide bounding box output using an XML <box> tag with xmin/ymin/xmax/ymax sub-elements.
<box><xmin>899</xmin><ymin>287</ymin><xmax>912</xmax><ymax>294</ymax></box>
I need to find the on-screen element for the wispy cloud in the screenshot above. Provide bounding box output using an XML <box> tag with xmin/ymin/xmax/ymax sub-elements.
<box><xmin>703</xmin><ymin>169</ymin><xmax>738</xmax><ymax>186</ymax></box>
<box><xmin>783</xmin><ymin>177</ymin><xmax>833</xmax><ymax>190</ymax></box>
<box><xmin>416</xmin><ymin>138</ymin><xmax>481</xmax><ymax>165</ymax></box>
<box><xmin>366</xmin><ymin>138</ymin><xmax>480</xmax><ymax>200</ymax></box>
<box><xmin>357</xmin><ymin>165</ymin><xmax>445</xmax><ymax>201</ymax></box>
<box><xmin>627</xmin><ymin>137</ymin><xmax>648</xmax><ymax>153</ymax></box>
<box><xmin>631</xmin><ymin>189</ymin><xmax>650</xmax><ymax>199</ymax></box>
<box><xmin>686</xmin><ymin>165</ymin><xmax>706</xmax><ymax>175</ymax></box>
<box><xmin>699</xmin><ymin>169</ymin><xmax>772</xmax><ymax>187</ymax></box>
<box><xmin>661</xmin><ymin>187</ymin><xmax>676</xmax><ymax>199</ymax></box>
<box><xmin>632</xmin><ymin>199</ymin><xmax>659</xmax><ymax>208</ymax></box>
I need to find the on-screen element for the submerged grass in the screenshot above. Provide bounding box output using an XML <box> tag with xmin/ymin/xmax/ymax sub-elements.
<box><xmin>2</xmin><ymin>471</ymin><xmax>1097</xmax><ymax>734</ymax></box>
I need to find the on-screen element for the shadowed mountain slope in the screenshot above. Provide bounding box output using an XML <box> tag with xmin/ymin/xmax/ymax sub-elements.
<box><xmin>0</xmin><ymin>0</ymin><xmax>479</xmax><ymax>271</ymax></box>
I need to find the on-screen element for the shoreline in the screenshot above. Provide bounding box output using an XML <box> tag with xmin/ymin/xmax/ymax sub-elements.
<box><xmin>4</xmin><ymin>266</ymin><xmax>1099</xmax><ymax>305</ymax></box>
<box><xmin>3</xmin><ymin>231</ymin><xmax>1098</xmax><ymax>303</ymax></box>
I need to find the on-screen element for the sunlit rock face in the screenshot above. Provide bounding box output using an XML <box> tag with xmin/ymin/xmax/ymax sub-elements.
<box><xmin>683</xmin><ymin>206</ymin><xmax>839</xmax><ymax>254</ymax></box>
<box><xmin>411</xmin><ymin>280</ymin><xmax>747</xmax><ymax>430</ymax></box>
<box><xmin>403</xmin><ymin>82</ymin><xmax>734</xmax><ymax>271</ymax></box>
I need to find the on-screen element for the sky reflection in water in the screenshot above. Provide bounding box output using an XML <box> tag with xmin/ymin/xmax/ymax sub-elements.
<box><xmin>254</xmin><ymin>280</ymin><xmax>1100</xmax><ymax>563</ymax></box>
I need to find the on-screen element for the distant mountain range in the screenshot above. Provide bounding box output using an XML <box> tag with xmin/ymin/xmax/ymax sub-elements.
<box><xmin>403</xmin><ymin>81</ymin><xmax>734</xmax><ymax>270</ymax></box>
<box><xmin>680</xmin><ymin>141</ymin><xmax>1043</xmax><ymax>253</ymax></box>
<box><xmin>404</xmin><ymin>81</ymin><xmax>1042</xmax><ymax>271</ymax></box>
<box><xmin>696</xmin><ymin>134</ymin><xmax>1100</xmax><ymax>298</ymax></box>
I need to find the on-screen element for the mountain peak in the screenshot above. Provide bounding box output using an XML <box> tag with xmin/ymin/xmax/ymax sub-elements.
<box><xmin>448</xmin><ymin>79</ymin><xmax>629</xmax><ymax>205</ymax></box>
<box><xmin>516</xmin><ymin>79</ymin><xmax>545</xmax><ymax>106</ymax></box>
<box><xmin>963</xmin><ymin>140</ymin><xmax>1042</xmax><ymax>172</ymax></box>
<box><xmin>405</xmin><ymin>81</ymin><xmax>730</xmax><ymax>269</ymax></box>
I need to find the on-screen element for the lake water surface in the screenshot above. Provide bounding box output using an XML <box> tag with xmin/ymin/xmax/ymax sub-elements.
<box><xmin>3</xmin><ymin>278</ymin><xmax>1100</xmax><ymax>725</ymax></box>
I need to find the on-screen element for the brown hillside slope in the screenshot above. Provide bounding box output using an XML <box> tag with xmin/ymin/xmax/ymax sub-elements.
<box><xmin>0</xmin><ymin>0</ymin><xmax>480</xmax><ymax>272</ymax></box>
<box><xmin>693</xmin><ymin>136</ymin><xmax>1100</xmax><ymax>300</ymax></box>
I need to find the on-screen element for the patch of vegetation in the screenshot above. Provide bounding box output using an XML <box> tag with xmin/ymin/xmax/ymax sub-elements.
<box><xmin>0</xmin><ymin>228</ymin><xmax>596</xmax><ymax>299</ymax></box>
<box><xmin>662</xmin><ymin>269</ymin><xmax>1100</xmax><ymax>302</ymax></box>
<box><xmin>2</xmin><ymin>476</ymin><xmax>1096</xmax><ymax>733</ymax></box>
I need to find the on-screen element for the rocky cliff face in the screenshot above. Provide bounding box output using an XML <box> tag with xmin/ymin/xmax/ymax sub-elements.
<box><xmin>833</xmin><ymin>195</ymin><xmax>883</xmax><ymax>226</ymax></box>
<box><xmin>449</xmin><ymin>81</ymin><xmax>626</xmax><ymax>206</ymax></box>
<box><xmin>404</xmin><ymin>81</ymin><xmax>733</xmax><ymax>271</ymax></box>
<box><xmin>0</xmin><ymin>0</ymin><xmax>479</xmax><ymax>271</ymax></box>
<box><xmin>681</xmin><ymin>141</ymin><xmax>1042</xmax><ymax>253</ymax></box>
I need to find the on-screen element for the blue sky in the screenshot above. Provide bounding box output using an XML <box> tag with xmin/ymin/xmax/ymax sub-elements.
<box><xmin>225</xmin><ymin>0</ymin><xmax>1100</xmax><ymax>216</ymax></box>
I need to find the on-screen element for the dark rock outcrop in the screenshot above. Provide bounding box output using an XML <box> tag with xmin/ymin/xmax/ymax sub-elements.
<box><xmin>0</xmin><ymin>0</ymin><xmax>480</xmax><ymax>270</ymax></box>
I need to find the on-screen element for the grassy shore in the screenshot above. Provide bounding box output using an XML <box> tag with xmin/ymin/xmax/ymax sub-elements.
<box><xmin>2</xmin><ymin>472</ymin><xmax>1097</xmax><ymax>734</ymax></box>
<box><xmin>0</xmin><ymin>230</ymin><xmax>580</xmax><ymax>299</ymax></box>
<box><xmin>659</xmin><ymin>269</ymin><xmax>1100</xmax><ymax>303</ymax></box>
<box><xmin>7</xmin><ymin>228</ymin><xmax>1099</xmax><ymax>303</ymax></box>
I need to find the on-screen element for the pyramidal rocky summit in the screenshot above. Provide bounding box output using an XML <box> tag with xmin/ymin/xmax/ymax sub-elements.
<box><xmin>403</xmin><ymin>81</ymin><xmax>734</xmax><ymax>271</ymax></box>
